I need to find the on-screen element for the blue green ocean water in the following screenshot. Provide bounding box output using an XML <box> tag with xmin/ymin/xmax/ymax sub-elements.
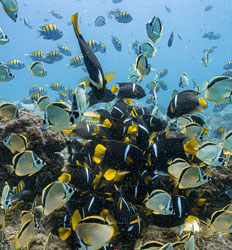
<box><xmin>1</xmin><ymin>0</ymin><xmax>231</xmax><ymax>112</ymax></box>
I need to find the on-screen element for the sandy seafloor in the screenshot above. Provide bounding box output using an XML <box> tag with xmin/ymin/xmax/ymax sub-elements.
<box><xmin>1</xmin><ymin>107</ymin><xmax>232</xmax><ymax>250</ymax></box>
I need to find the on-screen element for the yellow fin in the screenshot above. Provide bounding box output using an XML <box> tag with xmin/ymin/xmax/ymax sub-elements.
<box><xmin>72</xmin><ymin>13</ymin><xmax>81</xmax><ymax>35</ymax></box>
<box><xmin>63</xmin><ymin>125</ymin><xmax>76</xmax><ymax>136</ymax></box>
<box><xmin>58</xmin><ymin>173</ymin><xmax>71</xmax><ymax>184</ymax></box>
<box><xmin>58</xmin><ymin>227</ymin><xmax>71</xmax><ymax>241</ymax></box>
<box><xmin>199</xmin><ymin>97</ymin><xmax>207</xmax><ymax>109</ymax></box>
<box><xmin>103</xmin><ymin>119</ymin><xmax>112</xmax><ymax>128</ymax></box>
<box><xmin>128</xmin><ymin>124</ymin><xmax>138</xmax><ymax>135</ymax></box>
<box><xmin>184</xmin><ymin>138</ymin><xmax>198</xmax><ymax>155</ymax></box>
<box><xmin>83</xmin><ymin>111</ymin><xmax>100</xmax><ymax>121</ymax></box>
<box><xmin>72</xmin><ymin>210</ymin><xmax>81</xmax><ymax>231</ymax></box>
<box><xmin>104</xmin><ymin>169</ymin><xmax>116</xmax><ymax>181</ymax></box>
<box><xmin>111</xmin><ymin>85</ymin><xmax>120</xmax><ymax>94</ymax></box>
<box><xmin>124</xmin><ymin>136</ymin><xmax>130</xmax><ymax>143</ymax></box>
<box><xmin>92</xmin><ymin>144</ymin><xmax>107</xmax><ymax>164</ymax></box>
<box><xmin>124</xmin><ymin>98</ymin><xmax>133</xmax><ymax>105</ymax></box>
<box><xmin>114</xmin><ymin>171</ymin><xmax>130</xmax><ymax>182</ymax></box>
<box><xmin>104</xmin><ymin>72</ymin><xmax>116</xmax><ymax>84</ymax></box>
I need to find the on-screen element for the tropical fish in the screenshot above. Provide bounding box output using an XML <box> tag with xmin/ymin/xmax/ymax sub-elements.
<box><xmin>0</xmin><ymin>102</ymin><xmax>18</xmax><ymax>119</ymax></box>
<box><xmin>179</xmin><ymin>73</ymin><xmax>190</xmax><ymax>88</ymax></box>
<box><xmin>2</xmin><ymin>133</ymin><xmax>28</xmax><ymax>153</ymax></box>
<box><xmin>50</xmin><ymin>10</ymin><xmax>63</xmax><ymax>19</ymax></box>
<box><xmin>28</xmin><ymin>62</ymin><xmax>47</xmax><ymax>77</ymax></box>
<box><xmin>146</xmin><ymin>16</ymin><xmax>163</xmax><ymax>44</ymax></box>
<box><xmin>0</xmin><ymin>63</ymin><xmax>15</xmax><ymax>82</ymax></box>
<box><xmin>58</xmin><ymin>44</ymin><xmax>72</xmax><ymax>56</ymax></box>
<box><xmin>94</xmin><ymin>16</ymin><xmax>106</xmax><ymax>26</ymax></box>
<box><xmin>0</xmin><ymin>27</ymin><xmax>9</xmax><ymax>45</ymax></box>
<box><xmin>68</xmin><ymin>55</ymin><xmax>84</xmax><ymax>68</ymax></box>
<box><xmin>7</xmin><ymin>59</ymin><xmax>25</xmax><ymax>70</ymax></box>
<box><xmin>136</xmin><ymin>54</ymin><xmax>150</xmax><ymax>77</ymax></box>
<box><xmin>115</xmin><ymin>11</ymin><xmax>133</xmax><ymax>23</ymax></box>
<box><xmin>138</xmin><ymin>42</ymin><xmax>156</xmax><ymax>58</ymax></box>
<box><xmin>38</xmin><ymin>24</ymin><xmax>63</xmax><ymax>40</ymax></box>
<box><xmin>111</xmin><ymin>35</ymin><xmax>122</xmax><ymax>51</ymax></box>
<box><xmin>42</xmin><ymin>181</ymin><xmax>75</xmax><ymax>216</ymax></box>
<box><xmin>24</xmin><ymin>50</ymin><xmax>44</xmax><ymax>61</ymax></box>
<box><xmin>0</xmin><ymin>0</ymin><xmax>18</xmax><ymax>22</ymax></box>
<box><xmin>168</xmin><ymin>31</ymin><xmax>174</xmax><ymax>47</ymax></box>
<box><xmin>11</xmin><ymin>150</ymin><xmax>45</xmax><ymax>176</ymax></box>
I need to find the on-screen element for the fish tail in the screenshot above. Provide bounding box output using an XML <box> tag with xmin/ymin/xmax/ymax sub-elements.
<box><xmin>72</xmin><ymin>13</ymin><xmax>81</xmax><ymax>36</ymax></box>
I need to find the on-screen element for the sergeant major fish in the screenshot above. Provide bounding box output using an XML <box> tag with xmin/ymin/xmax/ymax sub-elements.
<box><xmin>38</xmin><ymin>24</ymin><xmax>63</xmax><ymax>40</ymax></box>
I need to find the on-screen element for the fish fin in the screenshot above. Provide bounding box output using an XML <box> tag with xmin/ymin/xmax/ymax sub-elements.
<box><xmin>58</xmin><ymin>173</ymin><xmax>71</xmax><ymax>184</ymax></box>
<box><xmin>83</xmin><ymin>111</ymin><xmax>100</xmax><ymax>121</ymax></box>
<box><xmin>58</xmin><ymin>227</ymin><xmax>71</xmax><ymax>241</ymax></box>
<box><xmin>10</xmin><ymin>149</ymin><xmax>16</xmax><ymax>154</ymax></box>
<box><xmin>92</xmin><ymin>144</ymin><xmax>107</xmax><ymax>164</ymax></box>
<box><xmin>71</xmin><ymin>209</ymin><xmax>82</xmax><ymax>231</ymax></box>
<box><xmin>184</xmin><ymin>139</ymin><xmax>198</xmax><ymax>155</ymax></box>
<box><xmin>124</xmin><ymin>98</ymin><xmax>133</xmax><ymax>105</ymax></box>
<box><xmin>198</xmin><ymin>97</ymin><xmax>207</xmax><ymax>109</ymax></box>
<box><xmin>5</xmin><ymin>164</ymin><xmax>14</xmax><ymax>174</ymax></box>
<box><xmin>201</xmin><ymin>80</ymin><xmax>208</xmax><ymax>90</ymax></box>
<box><xmin>72</xmin><ymin>13</ymin><xmax>81</xmax><ymax>36</ymax></box>
<box><xmin>104</xmin><ymin>169</ymin><xmax>116</xmax><ymax>181</ymax></box>
<box><xmin>102</xmin><ymin>119</ymin><xmax>112</xmax><ymax>128</ymax></box>
<box><xmin>104</xmin><ymin>72</ymin><xmax>116</xmax><ymax>84</ymax></box>
<box><xmin>111</xmin><ymin>85</ymin><xmax>120</xmax><ymax>94</ymax></box>
<box><xmin>63</xmin><ymin>125</ymin><xmax>76</xmax><ymax>136</ymax></box>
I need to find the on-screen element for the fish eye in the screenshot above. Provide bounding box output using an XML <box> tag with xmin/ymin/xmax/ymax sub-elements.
<box><xmin>36</xmin><ymin>160</ymin><xmax>41</xmax><ymax>164</ymax></box>
<box><xmin>218</xmin><ymin>158</ymin><xmax>224</xmax><ymax>163</ymax></box>
<box><xmin>203</xmin><ymin>175</ymin><xmax>207</xmax><ymax>180</ymax></box>
<box><xmin>68</xmin><ymin>187</ymin><xmax>73</xmax><ymax>193</ymax></box>
<box><xmin>5</xmin><ymin>35</ymin><xmax>7</xmax><ymax>39</ymax></box>
<box><xmin>169</xmin><ymin>207</ymin><xmax>173</xmax><ymax>212</ymax></box>
<box><xmin>74</xmin><ymin>111</ymin><xmax>79</xmax><ymax>118</ymax></box>
<box><xmin>43</xmin><ymin>120</ymin><xmax>46</xmax><ymax>124</ymax></box>
<box><xmin>9</xmin><ymin>72</ymin><xmax>12</xmax><ymax>77</ymax></box>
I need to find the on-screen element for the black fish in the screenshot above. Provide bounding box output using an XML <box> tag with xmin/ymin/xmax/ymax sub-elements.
<box><xmin>168</xmin><ymin>32</ymin><xmax>174</xmax><ymax>47</ymax></box>
<box><xmin>72</xmin><ymin>13</ymin><xmax>115</xmax><ymax>101</ymax></box>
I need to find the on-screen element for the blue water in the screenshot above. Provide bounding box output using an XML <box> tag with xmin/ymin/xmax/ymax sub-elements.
<box><xmin>1</xmin><ymin>0</ymin><xmax>232</xmax><ymax>111</ymax></box>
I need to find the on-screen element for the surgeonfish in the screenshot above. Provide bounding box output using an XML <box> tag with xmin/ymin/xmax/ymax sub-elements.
<box><xmin>38</xmin><ymin>24</ymin><xmax>63</xmax><ymax>40</ymax></box>
<box><xmin>72</xmin><ymin>12</ymin><xmax>115</xmax><ymax>102</ymax></box>
<box><xmin>11</xmin><ymin>150</ymin><xmax>45</xmax><ymax>176</ymax></box>
<box><xmin>0</xmin><ymin>27</ymin><xmax>9</xmax><ymax>45</ymax></box>
<box><xmin>167</xmin><ymin>90</ymin><xmax>207</xmax><ymax>119</ymax></box>
<box><xmin>146</xmin><ymin>16</ymin><xmax>163</xmax><ymax>44</ymax></box>
<box><xmin>204</xmin><ymin>76</ymin><xmax>232</xmax><ymax>104</ymax></box>
<box><xmin>0</xmin><ymin>102</ymin><xmax>18</xmax><ymax>120</ymax></box>
<box><xmin>0</xmin><ymin>0</ymin><xmax>18</xmax><ymax>22</ymax></box>
<box><xmin>42</xmin><ymin>102</ymin><xmax>71</xmax><ymax>132</ymax></box>
<box><xmin>144</xmin><ymin>189</ymin><xmax>174</xmax><ymax>215</ymax></box>
<box><xmin>42</xmin><ymin>181</ymin><xmax>75</xmax><ymax>216</ymax></box>
<box><xmin>2</xmin><ymin>133</ymin><xmax>28</xmax><ymax>153</ymax></box>
<box><xmin>28</xmin><ymin>62</ymin><xmax>47</xmax><ymax>77</ymax></box>
<box><xmin>0</xmin><ymin>63</ymin><xmax>15</xmax><ymax>82</ymax></box>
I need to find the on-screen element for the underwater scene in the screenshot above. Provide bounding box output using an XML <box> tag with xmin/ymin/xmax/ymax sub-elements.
<box><xmin>1</xmin><ymin>0</ymin><xmax>232</xmax><ymax>249</ymax></box>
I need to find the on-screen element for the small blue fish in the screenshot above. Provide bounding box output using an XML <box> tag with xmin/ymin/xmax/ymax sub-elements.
<box><xmin>115</xmin><ymin>12</ymin><xmax>133</xmax><ymax>23</ymax></box>
<box><xmin>111</xmin><ymin>36</ymin><xmax>122</xmax><ymax>51</ymax></box>
<box><xmin>94</xmin><ymin>16</ymin><xmax>106</xmax><ymax>27</ymax></box>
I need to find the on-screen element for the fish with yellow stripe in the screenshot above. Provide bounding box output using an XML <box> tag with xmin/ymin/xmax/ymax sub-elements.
<box><xmin>58</xmin><ymin>44</ymin><xmax>72</xmax><ymax>56</ymax></box>
<box><xmin>7</xmin><ymin>59</ymin><xmax>25</xmax><ymax>70</ymax></box>
<box><xmin>68</xmin><ymin>55</ymin><xmax>84</xmax><ymax>68</ymax></box>
<box><xmin>38</xmin><ymin>24</ymin><xmax>63</xmax><ymax>40</ymax></box>
<box><xmin>115</xmin><ymin>11</ymin><xmax>133</xmax><ymax>23</ymax></box>
<box><xmin>24</xmin><ymin>50</ymin><xmax>45</xmax><ymax>61</ymax></box>
<box><xmin>111</xmin><ymin>36</ymin><xmax>122</xmax><ymax>51</ymax></box>
<box><xmin>43</xmin><ymin>49</ymin><xmax>63</xmax><ymax>64</ymax></box>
